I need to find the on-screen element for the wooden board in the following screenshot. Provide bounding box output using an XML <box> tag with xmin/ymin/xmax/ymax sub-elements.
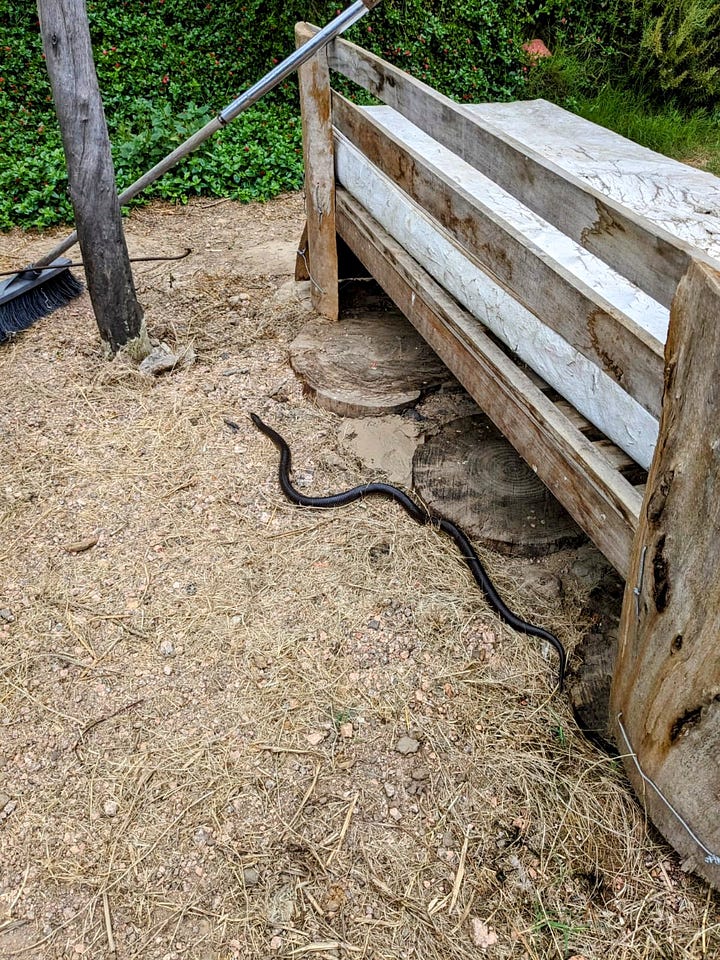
<box><xmin>289</xmin><ymin>313</ymin><xmax>450</xmax><ymax>418</ymax></box>
<box><xmin>322</xmin><ymin>29</ymin><xmax>720</xmax><ymax>310</ymax></box>
<box><xmin>611</xmin><ymin>260</ymin><xmax>720</xmax><ymax>888</ymax></box>
<box><xmin>413</xmin><ymin>415</ymin><xmax>586</xmax><ymax>556</ymax></box>
<box><xmin>296</xmin><ymin>23</ymin><xmax>338</xmax><ymax>320</ymax></box>
<box><xmin>334</xmin><ymin>131</ymin><xmax>659</xmax><ymax>469</ymax></box>
<box><xmin>332</xmin><ymin>93</ymin><xmax>664</xmax><ymax>419</ymax></box>
<box><xmin>335</xmin><ymin>188</ymin><xmax>642</xmax><ymax>576</ymax></box>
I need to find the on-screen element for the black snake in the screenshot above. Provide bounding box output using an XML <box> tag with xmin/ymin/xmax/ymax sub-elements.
<box><xmin>251</xmin><ymin>413</ymin><xmax>567</xmax><ymax>691</ymax></box>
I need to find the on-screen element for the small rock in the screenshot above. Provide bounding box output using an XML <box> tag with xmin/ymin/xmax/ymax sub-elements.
<box><xmin>305</xmin><ymin>730</ymin><xmax>325</xmax><ymax>746</ymax></box>
<box><xmin>383</xmin><ymin>782</ymin><xmax>395</xmax><ymax>798</ymax></box>
<box><xmin>367</xmin><ymin>618</ymin><xmax>381</xmax><ymax>630</ymax></box>
<box><xmin>243</xmin><ymin>866</ymin><xmax>260</xmax><ymax>887</ymax></box>
<box><xmin>395</xmin><ymin>735</ymin><xmax>420</xmax><ymax>755</ymax></box>
<box><xmin>103</xmin><ymin>800</ymin><xmax>119</xmax><ymax>817</ymax></box>
<box><xmin>159</xmin><ymin>639</ymin><xmax>175</xmax><ymax>658</ymax></box>
<box><xmin>163</xmin><ymin>665</ymin><xmax>173</xmax><ymax>676</ymax></box>
<box><xmin>388</xmin><ymin>807</ymin><xmax>403</xmax><ymax>822</ymax></box>
<box><xmin>0</xmin><ymin>609</ymin><xmax>14</xmax><ymax>623</ymax></box>
<box><xmin>339</xmin><ymin>722</ymin><xmax>354</xmax><ymax>739</ymax></box>
<box><xmin>269</xmin><ymin>936</ymin><xmax>283</xmax><ymax>951</ymax></box>
<box><xmin>522</xmin><ymin>567</ymin><xmax>563</xmax><ymax>602</ymax></box>
<box><xmin>470</xmin><ymin>917</ymin><xmax>499</xmax><ymax>949</ymax></box>
<box><xmin>139</xmin><ymin>343</ymin><xmax>195</xmax><ymax>377</ymax></box>
<box><xmin>411</xmin><ymin>765</ymin><xmax>430</xmax><ymax>781</ymax></box>
<box><xmin>229</xmin><ymin>292</ymin><xmax>251</xmax><ymax>305</ymax></box>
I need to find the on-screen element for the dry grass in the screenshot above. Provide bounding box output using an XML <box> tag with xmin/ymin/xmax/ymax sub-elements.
<box><xmin>0</xmin><ymin>196</ymin><xmax>718</xmax><ymax>960</ymax></box>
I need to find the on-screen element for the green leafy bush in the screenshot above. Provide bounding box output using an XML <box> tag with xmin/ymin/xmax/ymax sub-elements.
<box><xmin>638</xmin><ymin>0</ymin><xmax>720</xmax><ymax>107</ymax></box>
<box><xmin>0</xmin><ymin>0</ymin><xmax>717</xmax><ymax>231</ymax></box>
<box><xmin>0</xmin><ymin>0</ymin><xmax>539</xmax><ymax>229</ymax></box>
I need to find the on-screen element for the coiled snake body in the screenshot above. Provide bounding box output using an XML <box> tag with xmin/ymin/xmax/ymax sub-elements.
<box><xmin>251</xmin><ymin>413</ymin><xmax>567</xmax><ymax>691</ymax></box>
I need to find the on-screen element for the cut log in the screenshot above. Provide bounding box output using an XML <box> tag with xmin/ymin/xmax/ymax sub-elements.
<box><xmin>566</xmin><ymin>569</ymin><xmax>624</xmax><ymax>752</ymax></box>
<box><xmin>412</xmin><ymin>415</ymin><xmax>586</xmax><ymax>556</ymax></box>
<box><xmin>611</xmin><ymin>260</ymin><xmax>720</xmax><ymax>888</ymax></box>
<box><xmin>289</xmin><ymin>313</ymin><xmax>450</xmax><ymax>418</ymax></box>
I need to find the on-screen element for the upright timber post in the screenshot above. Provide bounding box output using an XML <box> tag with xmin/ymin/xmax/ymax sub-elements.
<box><xmin>611</xmin><ymin>260</ymin><xmax>720</xmax><ymax>888</ymax></box>
<box><xmin>296</xmin><ymin>22</ymin><xmax>339</xmax><ymax>321</ymax></box>
<box><xmin>38</xmin><ymin>0</ymin><xmax>150</xmax><ymax>359</ymax></box>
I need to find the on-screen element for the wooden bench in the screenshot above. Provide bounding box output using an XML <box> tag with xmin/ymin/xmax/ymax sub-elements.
<box><xmin>294</xmin><ymin>24</ymin><xmax>720</xmax><ymax>885</ymax></box>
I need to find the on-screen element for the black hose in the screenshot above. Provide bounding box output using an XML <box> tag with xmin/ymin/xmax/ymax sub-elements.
<box><xmin>250</xmin><ymin>413</ymin><xmax>567</xmax><ymax>690</ymax></box>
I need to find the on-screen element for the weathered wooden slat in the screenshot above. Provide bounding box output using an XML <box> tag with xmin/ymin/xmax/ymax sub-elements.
<box><xmin>296</xmin><ymin>23</ymin><xmax>338</xmax><ymax>319</ymax></box>
<box><xmin>612</xmin><ymin>260</ymin><xmax>720</xmax><ymax>889</ymax></box>
<box><xmin>552</xmin><ymin>399</ymin><xmax>601</xmax><ymax>437</ymax></box>
<box><xmin>323</xmin><ymin>30</ymin><xmax>720</xmax><ymax>310</ymax></box>
<box><xmin>333</xmin><ymin>93</ymin><xmax>664</xmax><ymax>418</ymax></box>
<box><xmin>336</xmin><ymin>188</ymin><xmax>641</xmax><ymax>576</ymax></box>
<box><xmin>592</xmin><ymin>439</ymin><xmax>646</xmax><ymax>479</ymax></box>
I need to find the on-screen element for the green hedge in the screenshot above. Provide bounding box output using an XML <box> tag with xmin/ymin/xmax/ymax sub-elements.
<box><xmin>0</xmin><ymin>0</ymin><xmax>715</xmax><ymax>231</ymax></box>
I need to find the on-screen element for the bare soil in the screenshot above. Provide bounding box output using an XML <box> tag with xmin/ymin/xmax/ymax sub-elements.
<box><xmin>1</xmin><ymin>195</ymin><xmax>718</xmax><ymax>960</ymax></box>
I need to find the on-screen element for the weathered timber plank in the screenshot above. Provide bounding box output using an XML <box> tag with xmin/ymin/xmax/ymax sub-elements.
<box><xmin>336</xmin><ymin>188</ymin><xmax>641</xmax><ymax>576</ymax></box>
<box><xmin>332</xmin><ymin>94</ymin><xmax>664</xmax><ymax>419</ymax></box>
<box><xmin>323</xmin><ymin>30</ymin><xmax>720</xmax><ymax>310</ymax></box>
<box><xmin>296</xmin><ymin>23</ymin><xmax>338</xmax><ymax>319</ymax></box>
<box><xmin>611</xmin><ymin>261</ymin><xmax>720</xmax><ymax>888</ymax></box>
<box><xmin>591</xmin><ymin>440</ymin><xmax>643</xmax><ymax>476</ymax></box>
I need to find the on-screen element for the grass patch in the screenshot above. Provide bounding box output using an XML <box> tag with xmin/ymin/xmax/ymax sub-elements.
<box><xmin>524</xmin><ymin>49</ymin><xmax>720</xmax><ymax>175</ymax></box>
<box><xmin>575</xmin><ymin>86</ymin><xmax>720</xmax><ymax>175</ymax></box>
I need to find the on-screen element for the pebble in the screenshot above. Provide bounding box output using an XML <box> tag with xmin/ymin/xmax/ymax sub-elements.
<box><xmin>383</xmin><ymin>782</ymin><xmax>395</xmax><ymax>798</ymax></box>
<box><xmin>339</xmin><ymin>722</ymin><xmax>354</xmax><ymax>739</ymax></box>
<box><xmin>103</xmin><ymin>800</ymin><xmax>119</xmax><ymax>817</ymax></box>
<box><xmin>159</xmin><ymin>639</ymin><xmax>175</xmax><ymax>658</ymax></box>
<box><xmin>0</xmin><ymin>609</ymin><xmax>14</xmax><ymax>622</ymax></box>
<box><xmin>411</xmin><ymin>765</ymin><xmax>430</xmax><ymax>781</ymax></box>
<box><xmin>388</xmin><ymin>807</ymin><xmax>403</xmax><ymax>822</ymax></box>
<box><xmin>243</xmin><ymin>866</ymin><xmax>260</xmax><ymax>887</ymax></box>
<box><xmin>395</xmin><ymin>735</ymin><xmax>420</xmax><ymax>755</ymax></box>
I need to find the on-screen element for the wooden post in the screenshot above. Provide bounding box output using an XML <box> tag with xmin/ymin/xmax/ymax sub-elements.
<box><xmin>611</xmin><ymin>260</ymin><xmax>720</xmax><ymax>888</ymax></box>
<box><xmin>295</xmin><ymin>22</ymin><xmax>339</xmax><ymax>321</ymax></box>
<box><xmin>38</xmin><ymin>0</ymin><xmax>150</xmax><ymax>358</ymax></box>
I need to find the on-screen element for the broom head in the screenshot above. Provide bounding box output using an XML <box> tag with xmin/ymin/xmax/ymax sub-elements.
<box><xmin>0</xmin><ymin>257</ymin><xmax>84</xmax><ymax>341</ymax></box>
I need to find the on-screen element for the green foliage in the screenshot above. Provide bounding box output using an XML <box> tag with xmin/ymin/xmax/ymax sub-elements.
<box><xmin>0</xmin><ymin>0</ymin><xmax>718</xmax><ymax>231</ymax></box>
<box><xmin>0</xmin><ymin>0</ymin><xmax>538</xmax><ymax>230</ymax></box>
<box><xmin>638</xmin><ymin>0</ymin><xmax>720</xmax><ymax>107</ymax></box>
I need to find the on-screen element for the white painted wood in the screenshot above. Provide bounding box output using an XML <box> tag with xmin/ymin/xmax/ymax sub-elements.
<box><xmin>334</xmin><ymin>128</ymin><xmax>660</xmax><ymax>470</ymax></box>
<box><xmin>466</xmin><ymin>100</ymin><xmax>720</xmax><ymax>262</ymax></box>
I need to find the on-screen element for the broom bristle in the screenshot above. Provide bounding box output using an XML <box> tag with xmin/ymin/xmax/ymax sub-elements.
<box><xmin>0</xmin><ymin>268</ymin><xmax>84</xmax><ymax>341</ymax></box>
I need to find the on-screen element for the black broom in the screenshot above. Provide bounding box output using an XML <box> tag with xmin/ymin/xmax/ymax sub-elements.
<box><xmin>0</xmin><ymin>0</ymin><xmax>379</xmax><ymax>341</ymax></box>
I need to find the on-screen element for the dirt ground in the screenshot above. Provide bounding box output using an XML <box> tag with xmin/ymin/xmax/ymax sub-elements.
<box><xmin>1</xmin><ymin>195</ymin><xmax>718</xmax><ymax>960</ymax></box>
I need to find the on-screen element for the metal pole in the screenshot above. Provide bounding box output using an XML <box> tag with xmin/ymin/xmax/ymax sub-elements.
<box><xmin>35</xmin><ymin>0</ymin><xmax>379</xmax><ymax>266</ymax></box>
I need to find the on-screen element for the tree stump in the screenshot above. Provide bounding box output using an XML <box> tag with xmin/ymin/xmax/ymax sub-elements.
<box><xmin>289</xmin><ymin>313</ymin><xmax>450</xmax><ymax>418</ymax></box>
<box><xmin>611</xmin><ymin>261</ymin><xmax>720</xmax><ymax>888</ymax></box>
<box><xmin>412</xmin><ymin>415</ymin><xmax>585</xmax><ymax>556</ymax></box>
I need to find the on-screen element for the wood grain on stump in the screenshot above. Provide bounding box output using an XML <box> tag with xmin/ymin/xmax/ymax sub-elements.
<box><xmin>289</xmin><ymin>313</ymin><xmax>450</xmax><ymax>418</ymax></box>
<box><xmin>413</xmin><ymin>415</ymin><xmax>586</xmax><ymax>556</ymax></box>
